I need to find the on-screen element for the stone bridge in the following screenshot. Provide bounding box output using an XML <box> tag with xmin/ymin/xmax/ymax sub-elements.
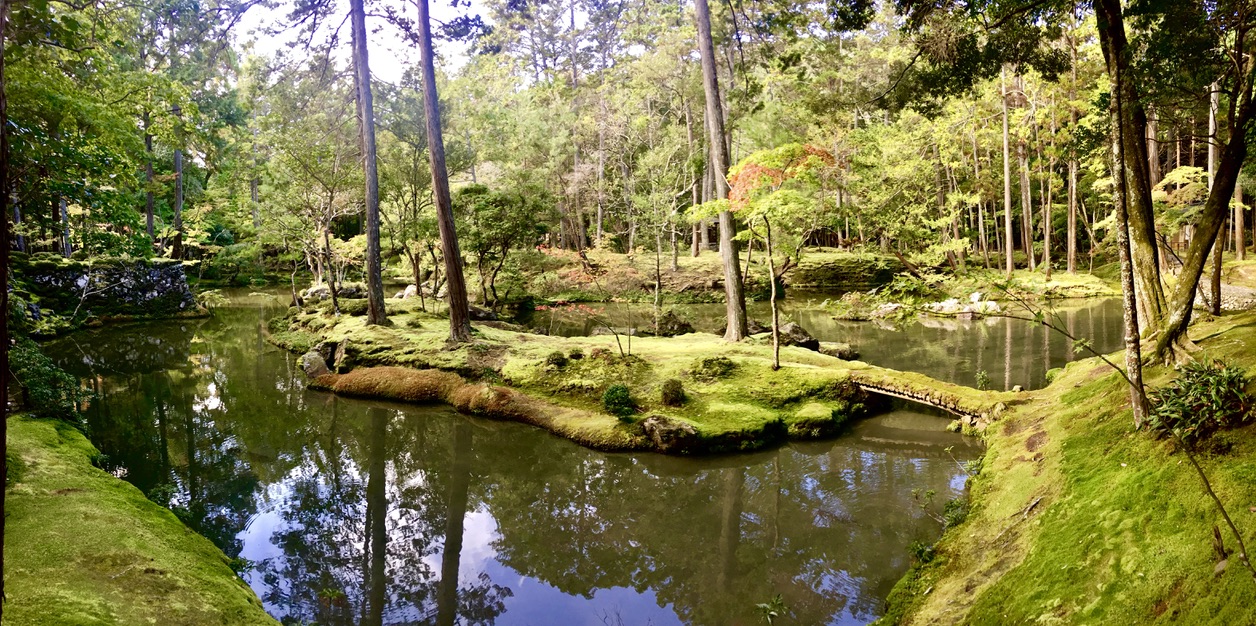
<box><xmin>847</xmin><ymin>367</ymin><xmax>1017</xmax><ymax>427</ymax></box>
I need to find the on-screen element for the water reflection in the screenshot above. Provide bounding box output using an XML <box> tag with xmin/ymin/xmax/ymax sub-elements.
<box><xmin>526</xmin><ymin>295</ymin><xmax>1126</xmax><ymax>390</ymax></box>
<box><xmin>47</xmin><ymin>296</ymin><xmax>980</xmax><ymax>625</ymax></box>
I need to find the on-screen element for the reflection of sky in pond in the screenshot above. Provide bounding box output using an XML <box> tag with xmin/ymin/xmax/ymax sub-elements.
<box><xmin>47</xmin><ymin>292</ymin><xmax>985</xmax><ymax>626</ymax></box>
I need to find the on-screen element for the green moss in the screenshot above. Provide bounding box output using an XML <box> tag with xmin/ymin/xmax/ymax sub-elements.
<box><xmin>5</xmin><ymin>416</ymin><xmax>276</xmax><ymax>625</ymax></box>
<box><xmin>270</xmin><ymin>305</ymin><xmax>1003</xmax><ymax>455</ymax></box>
<box><xmin>881</xmin><ymin>310</ymin><xmax>1256</xmax><ymax>625</ymax></box>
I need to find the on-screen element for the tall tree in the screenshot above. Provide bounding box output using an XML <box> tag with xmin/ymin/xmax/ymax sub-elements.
<box><xmin>349</xmin><ymin>0</ymin><xmax>388</xmax><ymax>326</ymax></box>
<box><xmin>415</xmin><ymin>0</ymin><xmax>473</xmax><ymax>342</ymax></box>
<box><xmin>695</xmin><ymin>0</ymin><xmax>746</xmax><ymax>341</ymax></box>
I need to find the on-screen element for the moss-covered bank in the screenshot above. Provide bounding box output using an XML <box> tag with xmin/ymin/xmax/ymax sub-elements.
<box><xmin>270</xmin><ymin>299</ymin><xmax>1014</xmax><ymax>455</ymax></box>
<box><xmin>878</xmin><ymin>311</ymin><xmax>1256</xmax><ymax>625</ymax></box>
<box><xmin>4</xmin><ymin>416</ymin><xmax>277</xmax><ymax>626</ymax></box>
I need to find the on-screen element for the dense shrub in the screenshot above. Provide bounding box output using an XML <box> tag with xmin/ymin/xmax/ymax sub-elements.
<box><xmin>568</xmin><ymin>347</ymin><xmax>585</xmax><ymax>360</ymax></box>
<box><xmin>11</xmin><ymin>338</ymin><xmax>85</xmax><ymax>421</ymax></box>
<box><xmin>602</xmin><ymin>384</ymin><xmax>636</xmax><ymax>421</ymax></box>
<box><xmin>545</xmin><ymin>351</ymin><xmax>569</xmax><ymax>368</ymax></box>
<box><xmin>1147</xmin><ymin>359</ymin><xmax>1253</xmax><ymax>446</ymax></box>
<box><xmin>660</xmin><ymin>379</ymin><xmax>685</xmax><ymax>406</ymax></box>
<box><xmin>691</xmin><ymin>356</ymin><xmax>736</xmax><ymax>382</ymax></box>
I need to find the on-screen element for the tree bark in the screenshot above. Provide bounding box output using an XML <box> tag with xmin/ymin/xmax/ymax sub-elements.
<box><xmin>0</xmin><ymin>0</ymin><xmax>10</xmax><ymax>613</ymax></box>
<box><xmin>1237</xmin><ymin>180</ymin><xmax>1246</xmax><ymax>261</ymax></box>
<box><xmin>416</xmin><ymin>0</ymin><xmax>472</xmax><ymax>342</ymax></box>
<box><xmin>695</xmin><ymin>0</ymin><xmax>746</xmax><ymax>341</ymax></box>
<box><xmin>144</xmin><ymin>111</ymin><xmax>155</xmax><ymax>241</ymax></box>
<box><xmin>1095</xmin><ymin>0</ymin><xmax>1166</xmax><ymax>334</ymax></box>
<box><xmin>173</xmin><ymin>148</ymin><xmax>184</xmax><ymax>259</ymax></box>
<box><xmin>350</xmin><ymin>0</ymin><xmax>388</xmax><ymax>326</ymax></box>
<box><xmin>1002</xmin><ymin>67</ymin><xmax>1014</xmax><ymax>277</ymax></box>
<box><xmin>1096</xmin><ymin>0</ymin><xmax>1149</xmax><ymax>425</ymax></box>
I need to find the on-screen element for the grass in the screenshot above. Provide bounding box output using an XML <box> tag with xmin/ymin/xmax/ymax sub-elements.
<box><xmin>4</xmin><ymin>416</ymin><xmax>276</xmax><ymax>626</ymax></box>
<box><xmin>269</xmin><ymin>299</ymin><xmax>1013</xmax><ymax>454</ymax></box>
<box><xmin>878</xmin><ymin>310</ymin><xmax>1256</xmax><ymax>625</ymax></box>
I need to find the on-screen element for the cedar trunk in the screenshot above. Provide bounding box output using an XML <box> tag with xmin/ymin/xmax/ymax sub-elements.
<box><xmin>350</xmin><ymin>0</ymin><xmax>388</xmax><ymax>326</ymax></box>
<box><xmin>416</xmin><ymin>0</ymin><xmax>472</xmax><ymax>342</ymax></box>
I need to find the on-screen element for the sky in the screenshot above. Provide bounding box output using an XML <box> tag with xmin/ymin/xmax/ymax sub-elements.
<box><xmin>233</xmin><ymin>0</ymin><xmax>483</xmax><ymax>85</ymax></box>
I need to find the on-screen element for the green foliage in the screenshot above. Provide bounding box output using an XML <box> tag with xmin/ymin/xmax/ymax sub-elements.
<box><xmin>660</xmin><ymin>379</ymin><xmax>686</xmax><ymax>407</ymax></box>
<box><xmin>974</xmin><ymin>369</ymin><xmax>991</xmax><ymax>391</ymax></box>
<box><xmin>1147</xmin><ymin>360</ymin><xmax>1253</xmax><ymax>446</ymax></box>
<box><xmin>691</xmin><ymin>356</ymin><xmax>736</xmax><ymax>382</ymax></box>
<box><xmin>11</xmin><ymin>338</ymin><xmax>86</xmax><ymax>422</ymax></box>
<box><xmin>942</xmin><ymin>498</ymin><xmax>969</xmax><ymax>528</ymax></box>
<box><xmin>545</xmin><ymin>350</ymin><xmax>569</xmax><ymax>368</ymax></box>
<box><xmin>602</xmin><ymin>384</ymin><xmax>636</xmax><ymax>421</ymax></box>
<box><xmin>195</xmin><ymin>289</ymin><xmax>228</xmax><ymax>309</ymax></box>
<box><xmin>755</xmin><ymin>594</ymin><xmax>789</xmax><ymax>625</ymax></box>
<box><xmin>907</xmin><ymin>540</ymin><xmax>936</xmax><ymax>564</ymax></box>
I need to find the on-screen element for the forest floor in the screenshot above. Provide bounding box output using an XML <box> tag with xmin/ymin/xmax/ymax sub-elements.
<box><xmin>878</xmin><ymin>309</ymin><xmax>1256</xmax><ymax>625</ymax></box>
<box><xmin>3</xmin><ymin>416</ymin><xmax>276</xmax><ymax>626</ymax></box>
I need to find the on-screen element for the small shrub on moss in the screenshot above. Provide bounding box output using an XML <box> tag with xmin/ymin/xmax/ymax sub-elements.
<box><xmin>691</xmin><ymin>356</ymin><xmax>736</xmax><ymax>382</ymax></box>
<box><xmin>907</xmin><ymin>540</ymin><xmax>936</xmax><ymax>564</ymax></box>
<box><xmin>545</xmin><ymin>351</ymin><xmax>569</xmax><ymax>368</ymax></box>
<box><xmin>568</xmin><ymin>347</ymin><xmax>585</xmax><ymax>360</ymax></box>
<box><xmin>603</xmin><ymin>384</ymin><xmax>636</xmax><ymax>421</ymax></box>
<box><xmin>338</xmin><ymin>299</ymin><xmax>370</xmax><ymax>316</ymax></box>
<box><xmin>660</xmin><ymin>379</ymin><xmax>685</xmax><ymax>406</ymax></box>
<box><xmin>942</xmin><ymin>498</ymin><xmax>969</xmax><ymax>528</ymax></box>
<box><xmin>1147</xmin><ymin>359</ymin><xmax>1253</xmax><ymax>446</ymax></box>
<box><xmin>590</xmin><ymin>347</ymin><xmax>612</xmax><ymax>360</ymax></box>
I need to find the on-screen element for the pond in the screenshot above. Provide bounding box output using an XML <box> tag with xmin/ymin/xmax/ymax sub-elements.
<box><xmin>47</xmin><ymin>293</ymin><xmax>981</xmax><ymax>626</ymax></box>
<box><xmin>524</xmin><ymin>293</ymin><xmax>1127</xmax><ymax>391</ymax></box>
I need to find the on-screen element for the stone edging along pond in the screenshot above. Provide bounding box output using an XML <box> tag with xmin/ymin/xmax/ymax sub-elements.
<box><xmin>267</xmin><ymin>299</ymin><xmax>1017</xmax><ymax>456</ymax></box>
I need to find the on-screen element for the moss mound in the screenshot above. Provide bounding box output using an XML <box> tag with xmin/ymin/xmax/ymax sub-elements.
<box><xmin>4</xmin><ymin>416</ymin><xmax>276</xmax><ymax>625</ymax></box>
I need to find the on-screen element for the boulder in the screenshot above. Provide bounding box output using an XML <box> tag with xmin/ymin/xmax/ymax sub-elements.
<box><xmin>715</xmin><ymin>318</ymin><xmax>770</xmax><ymax>336</ymax></box>
<box><xmin>818</xmin><ymin>342</ymin><xmax>859</xmax><ymax>360</ymax></box>
<box><xmin>300</xmin><ymin>351</ymin><xmax>330</xmax><ymax>378</ymax></box>
<box><xmin>469</xmin><ymin>304</ymin><xmax>497</xmax><ymax>321</ymax></box>
<box><xmin>641</xmin><ymin>415</ymin><xmax>701</xmax><ymax>454</ymax></box>
<box><xmin>651</xmin><ymin>310</ymin><xmax>695</xmax><ymax>337</ymax></box>
<box><xmin>778</xmin><ymin>322</ymin><xmax>820</xmax><ymax>351</ymax></box>
<box><xmin>871</xmin><ymin>302</ymin><xmax>903</xmax><ymax>318</ymax></box>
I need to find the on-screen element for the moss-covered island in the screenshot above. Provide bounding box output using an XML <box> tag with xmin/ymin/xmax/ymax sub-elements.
<box><xmin>877</xmin><ymin>310</ymin><xmax>1256</xmax><ymax>625</ymax></box>
<box><xmin>268</xmin><ymin>298</ymin><xmax>1016</xmax><ymax>455</ymax></box>
<box><xmin>4</xmin><ymin>416</ymin><xmax>277</xmax><ymax>625</ymax></box>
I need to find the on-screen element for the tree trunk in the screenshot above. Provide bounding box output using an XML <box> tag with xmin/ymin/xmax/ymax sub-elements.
<box><xmin>972</xmin><ymin>128</ymin><xmax>990</xmax><ymax>268</ymax></box>
<box><xmin>416</xmin><ymin>0</ymin><xmax>472</xmax><ymax>342</ymax></box>
<box><xmin>364</xmin><ymin>408</ymin><xmax>388</xmax><ymax>626</ymax></box>
<box><xmin>350</xmin><ymin>0</ymin><xmax>388</xmax><ymax>326</ymax></box>
<box><xmin>1002</xmin><ymin>67</ymin><xmax>1014</xmax><ymax>276</ymax></box>
<box><xmin>1098</xmin><ymin>0</ymin><xmax>1166</xmax><ymax>333</ymax></box>
<box><xmin>1236</xmin><ymin>180</ymin><xmax>1246</xmax><ymax>261</ymax></box>
<box><xmin>765</xmin><ymin>218</ymin><xmax>780</xmax><ymax>371</ymax></box>
<box><xmin>0</xmin><ymin>0</ymin><xmax>10</xmax><ymax>611</ymax></box>
<box><xmin>1147</xmin><ymin>106</ymin><xmax>1161</xmax><ymax>187</ymax></box>
<box><xmin>1096</xmin><ymin>0</ymin><xmax>1149</xmax><ymax>424</ymax></box>
<box><xmin>59</xmin><ymin>198</ymin><xmax>71</xmax><ymax>258</ymax></box>
<box><xmin>696</xmin><ymin>0</ymin><xmax>746</xmax><ymax>341</ymax></box>
<box><xmin>1018</xmin><ymin>137</ymin><xmax>1035</xmax><ymax>271</ymax></box>
<box><xmin>144</xmin><ymin>111</ymin><xmax>155</xmax><ymax>241</ymax></box>
<box><xmin>1068</xmin><ymin>36</ymin><xmax>1079</xmax><ymax>274</ymax></box>
<box><xmin>173</xmin><ymin>148</ymin><xmax>184</xmax><ymax>259</ymax></box>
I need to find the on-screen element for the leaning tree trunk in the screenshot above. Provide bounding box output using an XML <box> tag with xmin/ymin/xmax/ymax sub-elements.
<box><xmin>350</xmin><ymin>0</ymin><xmax>388</xmax><ymax>326</ymax></box>
<box><xmin>695</xmin><ymin>0</ymin><xmax>747</xmax><ymax>341</ymax></box>
<box><xmin>416</xmin><ymin>0</ymin><xmax>472</xmax><ymax>342</ymax></box>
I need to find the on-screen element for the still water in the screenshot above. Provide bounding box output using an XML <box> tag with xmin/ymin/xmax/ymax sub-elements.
<box><xmin>526</xmin><ymin>294</ymin><xmax>1126</xmax><ymax>390</ymax></box>
<box><xmin>48</xmin><ymin>293</ymin><xmax>982</xmax><ymax>625</ymax></box>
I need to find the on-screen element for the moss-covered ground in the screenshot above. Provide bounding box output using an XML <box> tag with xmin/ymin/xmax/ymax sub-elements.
<box><xmin>271</xmin><ymin>298</ymin><xmax>1014</xmax><ymax>454</ymax></box>
<box><xmin>878</xmin><ymin>310</ymin><xmax>1256</xmax><ymax>625</ymax></box>
<box><xmin>4</xmin><ymin>416</ymin><xmax>276</xmax><ymax>626</ymax></box>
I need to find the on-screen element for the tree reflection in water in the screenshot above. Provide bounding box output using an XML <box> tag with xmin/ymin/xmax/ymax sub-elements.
<box><xmin>48</xmin><ymin>297</ymin><xmax>980</xmax><ymax>626</ymax></box>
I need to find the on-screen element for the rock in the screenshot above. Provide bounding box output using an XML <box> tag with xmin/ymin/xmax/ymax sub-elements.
<box><xmin>963</xmin><ymin>300</ymin><xmax>1002</xmax><ymax>315</ymax></box>
<box><xmin>300</xmin><ymin>351</ymin><xmax>330</xmax><ymax>378</ymax></box>
<box><xmin>469</xmin><ymin>304</ymin><xmax>498</xmax><ymax>321</ymax></box>
<box><xmin>818</xmin><ymin>342</ymin><xmax>859</xmax><ymax>360</ymax></box>
<box><xmin>1215</xmin><ymin>559</ymin><xmax>1228</xmax><ymax>577</ymax></box>
<box><xmin>871</xmin><ymin>302</ymin><xmax>903</xmax><ymax>318</ymax></box>
<box><xmin>303</xmin><ymin>282</ymin><xmax>367</xmax><ymax>303</ymax></box>
<box><xmin>11</xmin><ymin>255</ymin><xmax>197</xmax><ymax>324</ymax></box>
<box><xmin>715</xmin><ymin>318</ymin><xmax>769</xmax><ymax>336</ymax></box>
<box><xmin>970</xmin><ymin>291</ymin><xmax>984</xmax><ymax>304</ymax></box>
<box><xmin>654</xmin><ymin>310</ymin><xmax>695</xmax><ymax>337</ymax></box>
<box><xmin>404</xmin><ymin>284</ymin><xmax>418</xmax><ymax>299</ymax></box>
<box><xmin>926</xmin><ymin>298</ymin><xmax>963</xmax><ymax>314</ymax></box>
<box><xmin>333</xmin><ymin>341</ymin><xmax>354</xmax><ymax>372</ymax></box>
<box><xmin>1012</xmin><ymin>384</ymin><xmax>1024</xmax><ymax>392</ymax></box>
<box><xmin>641</xmin><ymin>415</ymin><xmax>701</xmax><ymax>454</ymax></box>
<box><xmin>778</xmin><ymin>322</ymin><xmax>820</xmax><ymax>351</ymax></box>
